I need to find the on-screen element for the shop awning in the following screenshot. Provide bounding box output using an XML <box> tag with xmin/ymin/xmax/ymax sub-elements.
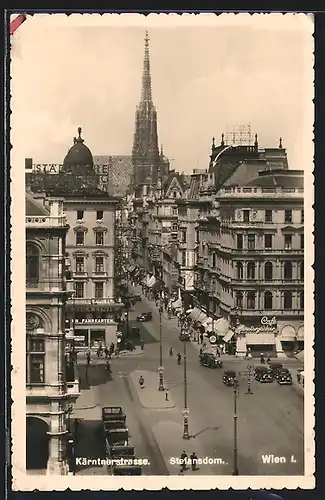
<box><xmin>223</xmin><ymin>329</ymin><xmax>235</xmax><ymax>343</ymax></box>
<box><xmin>147</xmin><ymin>276</ymin><xmax>156</xmax><ymax>288</ymax></box>
<box><xmin>172</xmin><ymin>299</ymin><xmax>182</xmax><ymax>309</ymax></box>
<box><xmin>297</xmin><ymin>325</ymin><xmax>304</xmax><ymax>340</ymax></box>
<box><xmin>279</xmin><ymin>325</ymin><xmax>296</xmax><ymax>342</ymax></box>
<box><xmin>245</xmin><ymin>333</ymin><xmax>275</xmax><ymax>345</ymax></box>
<box><xmin>215</xmin><ymin>318</ymin><xmax>230</xmax><ymax>336</ymax></box>
<box><xmin>197</xmin><ymin>312</ymin><xmax>208</xmax><ymax>324</ymax></box>
<box><xmin>188</xmin><ymin>307</ymin><xmax>201</xmax><ymax>320</ymax></box>
<box><xmin>128</xmin><ymin>265</ymin><xmax>135</xmax><ymax>273</ymax></box>
<box><xmin>296</xmin><ymin>350</ymin><xmax>304</xmax><ymax>361</ymax></box>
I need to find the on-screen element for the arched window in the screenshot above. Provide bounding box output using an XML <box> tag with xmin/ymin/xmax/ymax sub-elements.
<box><xmin>284</xmin><ymin>261</ymin><xmax>292</xmax><ymax>280</ymax></box>
<box><xmin>247</xmin><ymin>291</ymin><xmax>256</xmax><ymax>309</ymax></box>
<box><xmin>236</xmin><ymin>291</ymin><xmax>243</xmax><ymax>308</ymax></box>
<box><xmin>26</xmin><ymin>243</ymin><xmax>40</xmax><ymax>284</ymax></box>
<box><xmin>283</xmin><ymin>291</ymin><xmax>292</xmax><ymax>309</ymax></box>
<box><xmin>264</xmin><ymin>291</ymin><xmax>273</xmax><ymax>310</ymax></box>
<box><xmin>236</xmin><ymin>262</ymin><xmax>243</xmax><ymax>280</ymax></box>
<box><xmin>264</xmin><ymin>262</ymin><xmax>273</xmax><ymax>280</ymax></box>
<box><xmin>299</xmin><ymin>261</ymin><xmax>304</xmax><ymax>280</ymax></box>
<box><xmin>247</xmin><ymin>262</ymin><xmax>256</xmax><ymax>279</ymax></box>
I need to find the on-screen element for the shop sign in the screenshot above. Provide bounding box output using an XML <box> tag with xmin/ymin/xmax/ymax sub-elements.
<box><xmin>240</xmin><ymin>316</ymin><xmax>278</xmax><ymax>334</ymax></box>
<box><xmin>75</xmin><ymin>318</ymin><xmax>114</xmax><ymax>324</ymax></box>
<box><xmin>73</xmin><ymin>336</ymin><xmax>85</xmax><ymax>342</ymax></box>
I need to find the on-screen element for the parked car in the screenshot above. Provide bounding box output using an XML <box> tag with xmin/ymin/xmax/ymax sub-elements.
<box><xmin>223</xmin><ymin>370</ymin><xmax>237</xmax><ymax>386</ymax></box>
<box><xmin>276</xmin><ymin>369</ymin><xmax>293</xmax><ymax>385</ymax></box>
<box><xmin>179</xmin><ymin>331</ymin><xmax>191</xmax><ymax>342</ymax></box>
<box><xmin>268</xmin><ymin>362</ymin><xmax>284</xmax><ymax>377</ymax></box>
<box><xmin>102</xmin><ymin>406</ymin><xmax>126</xmax><ymax>423</ymax></box>
<box><xmin>199</xmin><ymin>351</ymin><xmax>223</xmax><ymax>369</ymax></box>
<box><xmin>136</xmin><ymin>312</ymin><xmax>152</xmax><ymax>322</ymax></box>
<box><xmin>134</xmin><ymin>294</ymin><xmax>142</xmax><ymax>302</ymax></box>
<box><xmin>255</xmin><ymin>366</ymin><xmax>274</xmax><ymax>383</ymax></box>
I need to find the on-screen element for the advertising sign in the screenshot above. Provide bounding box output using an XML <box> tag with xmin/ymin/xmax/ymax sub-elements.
<box><xmin>239</xmin><ymin>316</ymin><xmax>278</xmax><ymax>334</ymax></box>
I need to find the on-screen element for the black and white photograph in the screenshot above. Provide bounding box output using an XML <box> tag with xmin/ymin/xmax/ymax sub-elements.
<box><xmin>11</xmin><ymin>13</ymin><xmax>314</xmax><ymax>491</ymax></box>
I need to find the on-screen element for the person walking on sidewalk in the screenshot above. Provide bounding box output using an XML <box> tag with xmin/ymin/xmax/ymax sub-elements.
<box><xmin>86</xmin><ymin>351</ymin><xmax>91</xmax><ymax>366</ymax></box>
<box><xmin>139</xmin><ymin>375</ymin><xmax>144</xmax><ymax>389</ymax></box>
<box><xmin>180</xmin><ymin>451</ymin><xmax>188</xmax><ymax>473</ymax></box>
<box><xmin>177</xmin><ymin>352</ymin><xmax>182</xmax><ymax>364</ymax></box>
<box><xmin>190</xmin><ymin>452</ymin><xmax>198</xmax><ymax>471</ymax></box>
<box><xmin>199</xmin><ymin>333</ymin><xmax>204</xmax><ymax>344</ymax></box>
<box><xmin>169</xmin><ymin>346</ymin><xmax>174</xmax><ymax>356</ymax></box>
<box><xmin>104</xmin><ymin>346</ymin><xmax>109</xmax><ymax>359</ymax></box>
<box><xmin>140</xmin><ymin>339</ymin><xmax>144</xmax><ymax>351</ymax></box>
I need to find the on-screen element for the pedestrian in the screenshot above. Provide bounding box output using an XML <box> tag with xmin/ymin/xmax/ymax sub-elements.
<box><xmin>266</xmin><ymin>354</ymin><xmax>271</xmax><ymax>364</ymax></box>
<box><xmin>139</xmin><ymin>375</ymin><xmax>144</xmax><ymax>389</ymax></box>
<box><xmin>199</xmin><ymin>347</ymin><xmax>203</xmax><ymax>356</ymax></box>
<box><xmin>169</xmin><ymin>346</ymin><xmax>174</xmax><ymax>356</ymax></box>
<box><xmin>297</xmin><ymin>371</ymin><xmax>301</xmax><ymax>384</ymax></box>
<box><xmin>86</xmin><ymin>351</ymin><xmax>91</xmax><ymax>366</ymax></box>
<box><xmin>104</xmin><ymin>346</ymin><xmax>109</xmax><ymax>359</ymax></box>
<box><xmin>177</xmin><ymin>352</ymin><xmax>182</xmax><ymax>364</ymax></box>
<box><xmin>260</xmin><ymin>353</ymin><xmax>265</xmax><ymax>364</ymax></box>
<box><xmin>106</xmin><ymin>360</ymin><xmax>111</xmax><ymax>373</ymax></box>
<box><xmin>180</xmin><ymin>450</ymin><xmax>188</xmax><ymax>473</ymax></box>
<box><xmin>190</xmin><ymin>452</ymin><xmax>198</xmax><ymax>471</ymax></box>
<box><xmin>200</xmin><ymin>333</ymin><xmax>204</xmax><ymax>344</ymax></box>
<box><xmin>110</xmin><ymin>342</ymin><xmax>115</xmax><ymax>354</ymax></box>
<box><xmin>140</xmin><ymin>339</ymin><xmax>144</xmax><ymax>351</ymax></box>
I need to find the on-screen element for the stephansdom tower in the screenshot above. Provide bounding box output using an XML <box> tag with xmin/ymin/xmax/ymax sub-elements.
<box><xmin>132</xmin><ymin>31</ymin><xmax>163</xmax><ymax>194</ymax></box>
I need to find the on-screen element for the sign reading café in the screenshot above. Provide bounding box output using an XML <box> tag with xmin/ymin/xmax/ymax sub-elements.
<box><xmin>240</xmin><ymin>316</ymin><xmax>278</xmax><ymax>335</ymax></box>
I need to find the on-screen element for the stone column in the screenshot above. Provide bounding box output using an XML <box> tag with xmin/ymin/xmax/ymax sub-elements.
<box><xmin>47</xmin><ymin>400</ymin><xmax>68</xmax><ymax>475</ymax></box>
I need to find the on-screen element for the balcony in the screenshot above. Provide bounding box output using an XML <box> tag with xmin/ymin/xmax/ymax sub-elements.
<box><xmin>223</xmin><ymin>221</ymin><xmax>276</xmax><ymax>230</ymax></box>
<box><xmin>73</xmin><ymin>271</ymin><xmax>88</xmax><ymax>278</ymax></box>
<box><xmin>66</xmin><ymin>297</ymin><xmax>123</xmax><ymax>307</ymax></box>
<box><xmin>26</xmin><ymin>279</ymin><xmax>67</xmax><ymax>292</ymax></box>
<box><xmin>25</xmin><ymin>215</ymin><xmax>68</xmax><ymax>228</ymax></box>
<box><xmin>93</xmin><ymin>271</ymin><xmax>108</xmax><ymax>277</ymax></box>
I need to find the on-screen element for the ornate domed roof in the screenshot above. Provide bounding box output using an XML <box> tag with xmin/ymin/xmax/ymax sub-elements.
<box><xmin>63</xmin><ymin>127</ymin><xmax>94</xmax><ymax>169</ymax></box>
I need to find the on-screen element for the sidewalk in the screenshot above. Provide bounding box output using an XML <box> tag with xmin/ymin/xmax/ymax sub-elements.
<box><xmin>76</xmin><ymin>347</ymin><xmax>144</xmax><ymax>364</ymax></box>
<box><xmin>73</xmin><ymin>387</ymin><xmax>102</xmax><ymax>420</ymax></box>
<box><xmin>130</xmin><ymin>370</ymin><xmax>175</xmax><ymax>409</ymax></box>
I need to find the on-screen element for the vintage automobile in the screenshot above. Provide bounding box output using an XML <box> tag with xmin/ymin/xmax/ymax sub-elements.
<box><xmin>136</xmin><ymin>312</ymin><xmax>152</xmax><ymax>322</ymax></box>
<box><xmin>102</xmin><ymin>406</ymin><xmax>126</xmax><ymax>424</ymax></box>
<box><xmin>105</xmin><ymin>427</ymin><xmax>129</xmax><ymax>452</ymax></box>
<box><xmin>179</xmin><ymin>331</ymin><xmax>191</xmax><ymax>342</ymax></box>
<box><xmin>254</xmin><ymin>366</ymin><xmax>274</xmax><ymax>383</ymax></box>
<box><xmin>199</xmin><ymin>351</ymin><xmax>223</xmax><ymax>369</ymax></box>
<box><xmin>104</xmin><ymin>420</ymin><xmax>128</xmax><ymax>432</ymax></box>
<box><xmin>134</xmin><ymin>293</ymin><xmax>142</xmax><ymax>302</ymax></box>
<box><xmin>223</xmin><ymin>370</ymin><xmax>237</xmax><ymax>386</ymax></box>
<box><xmin>276</xmin><ymin>369</ymin><xmax>293</xmax><ymax>385</ymax></box>
<box><xmin>267</xmin><ymin>362</ymin><xmax>284</xmax><ymax>377</ymax></box>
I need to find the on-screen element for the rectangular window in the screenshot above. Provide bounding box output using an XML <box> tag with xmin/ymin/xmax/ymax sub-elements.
<box><xmin>301</xmin><ymin>210</ymin><xmax>304</xmax><ymax>223</ymax></box>
<box><xmin>96</xmin><ymin>231</ymin><xmax>104</xmax><ymax>246</ymax></box>
<box><xmin>74</xmin><ymin>281</ymin><xmax>85</xmax><ymax>298</ymax></box>
<box><xmin>172</xmin><ymin>223</ymin><xmax>178</xmax><ymax>232</ymax></box>
<box><xmin>300</xmin><ymin>234</ymin><xmax>304</xmax><ymax>249</ymax></box>
<box><xmin>171</xmin><ymin>207</ymin><xmax>178</xmax><ymax>216</ymax></box>
<box><xmin>247</xmin><ymin>234</ymin><xmax>256</xmax><ymax>250</ymax></box>
<box><xmin>27</xmin><ymin>338</ymin><xmax>45</xmax><ymax>384</ymax></box>
<box><xmin>243</xmin><ymin>210</ymin><xmax>250</xmax><ymax>222</ymax></box>
<box><xmin>182</xmin><ymin>251</ymin><xmax>186</xmax><ymax>266</ymax></box>
<box><xmin>96</xmin><ymin>210</ymin><xmax>103</xmax><ymax>220</ymax></box>
<box><xmin>95</xmin><ymin>256</ymin><xmax>104</xmax><ymax>273</ymax></box>
<box><xmin>77</xmin><ymin>210</ymin><xmax>84</xmax><ymax>220</ymax></box>
<box><xmin>285</xmin><ymin>209</ymin><xmax>292</xmax><ymax>223</ymax></box>
<box><xmin>265</xmin><ymin>210</ymin><xmax>272</xmax><ymax>223</ymax></box>
<box><xmin>95</xmin><ymin>282</ymin><xmax>104</xmax><ymax>299</ymax></box>
<box><xmin>181</xmin><ymin>231</ymin><xmax>187</xmax><ymax>243</ymax></box>
<box><xmin>284</xmin><ymin>234</ymin><xmax>292</xmax><ymax>250</ymax></box>
<box><xmin>236</xmin><ymin>234</ymin><xmax>243</xmax><ymax>250</ymax></box>
<box><xmin>76</xmin><ymin>231</ymin><xmax>84</xmax><ymax>246</ymax></box>
<box><xmin>264</xmin><ymin>234</ymin><xmax>272</xmax><ymax>249</ymax></box>
<box><xmin>212</xmin><ymin>253</ymin><xmax>216</xmax><ymax>268</ymax></box>
<box><xmin>75</xmin><ymin>256</ymin><xmax>84</xmax><ymax>273</ymax></box>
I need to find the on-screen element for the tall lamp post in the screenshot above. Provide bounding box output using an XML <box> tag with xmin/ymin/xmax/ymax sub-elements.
<box><xmin>233</xmin><ymin>379</ymin><xmax>239</xmax><ymax>475</ymax></box>
<box><xmin>158</xmin><ymin>298</ymin><xmax>165</xmax><ymax>391</ymax></box>
<box><xmin>182</xmin><ymin>331</ymin><xmax>191</xmax><ymax>439</ymax></box>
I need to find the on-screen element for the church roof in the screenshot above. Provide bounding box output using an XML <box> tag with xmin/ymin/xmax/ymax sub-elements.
<box><xmin>26</xmin><ymin>190</ymin><xmax>50</xmax><ymax>216</ymax></box>
<box><xmin>63</xmin><ymin>127</ymin><xmax>93</xmax><ymax>168</ymax></box>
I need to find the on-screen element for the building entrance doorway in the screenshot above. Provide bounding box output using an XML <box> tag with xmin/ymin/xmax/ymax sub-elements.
<box><xmin>26</xmin><ymin>416</ymin><xmax>49</xmax><ymax>470</ymax></box>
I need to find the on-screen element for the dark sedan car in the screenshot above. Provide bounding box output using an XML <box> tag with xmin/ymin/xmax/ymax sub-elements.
<box><xmin>136</xmin><ymin>312</ymin><xmax>152</xmax><ymax>322</ymax></box>
<box><xmin>276</xmin><ymin>369</ymin><xmax>293</xmax><ymax>385</ymax></box>
<box><xmin>199</xmin><ymin>352</ymin><xmax>223</xmax><ymax>369</ymax></box>
<box><xmin>134</xmin><ymin>294</ymin><xmax>142</xmax><ymax>302</ymax></box>
<box><xmin>267</xmin><ymin>362</ymin><xmax>284</xmax><ymax>377</ymax></box>
<box><xmin>255</xmin><ymin>366</ymin><xmax>274</xmax><ymax>383</ymax></box>
<box><xmin>223</xmin><ymin>370</ymin><xmax>237</xmax><ymax>386</ymax></box>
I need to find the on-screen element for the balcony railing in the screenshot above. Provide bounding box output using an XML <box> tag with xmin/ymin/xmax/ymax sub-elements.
<box><xmin>26</xmin><ymin>279</ymin><xmax>67</xmax><ymax>291</ymax></box>
<box><xmin>25</xmin><ymin>215</ymin><xmax>68</xmax><ymax>228</ymax></box>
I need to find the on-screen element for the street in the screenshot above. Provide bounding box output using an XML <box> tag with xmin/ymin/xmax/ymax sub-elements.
<box><xmin>74</xmin><ymin>288</ymin><xmax>304</xmax><ymax>476</ymax></box>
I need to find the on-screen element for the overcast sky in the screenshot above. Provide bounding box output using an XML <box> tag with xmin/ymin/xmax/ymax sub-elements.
<box><xmin>11</xmin><ymin>13</ymin><xmax>314</xmax><ymax>173</ymax></box>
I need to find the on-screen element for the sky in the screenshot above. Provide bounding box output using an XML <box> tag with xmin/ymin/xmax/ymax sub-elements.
<box><xmin>11</xmin><ymin>13</ymin><xmax>314</xmax><ymax>173</ymax></box>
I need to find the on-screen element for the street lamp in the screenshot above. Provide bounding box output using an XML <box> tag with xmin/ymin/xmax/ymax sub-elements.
<box><xmin>233</xmin><ymin>379</ymin><xmax>239</xmax><ymax>475</ymax></box>
<box><xmin>246</xmin><ymin>364</ymin><xmax>254</xmax><ymax>395</ymax></box>
<box><xmin>182</xmin><ymin>332</ymin><xmax>191</xmax><ymax>439</ymax></box>
<box><xmin>158</xmin><ymin>300</ymin><xmax>165</xmax><ymax>391</ymax></box>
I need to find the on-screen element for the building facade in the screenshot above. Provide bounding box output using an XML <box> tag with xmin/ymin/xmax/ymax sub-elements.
<box><xmin>26</xmin><ymin>191</ymin><xmax>80</xmax><ymax>474</ymax></box>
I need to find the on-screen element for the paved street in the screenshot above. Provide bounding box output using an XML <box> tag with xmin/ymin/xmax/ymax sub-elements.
<box><xmin>74</xmin><ymin>288</ymin><xmax>304</xmax><ymax>476</ymax></box>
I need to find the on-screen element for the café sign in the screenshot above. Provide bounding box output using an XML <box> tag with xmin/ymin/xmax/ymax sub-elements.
<box><xmin>240</xmin><ymin>316</ymin><xmax>278</xmax><ymax>335</ymax></box>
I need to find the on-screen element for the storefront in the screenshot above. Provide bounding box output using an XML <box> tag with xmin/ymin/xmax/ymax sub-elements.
<box><xmin>277</xmin><ymin>321</ymin><xmax>304</xmax><ymax>354</ymax></box>
<box><xmin>235</xmin><ymin>316</ymin><xmax>278</xmax><ymax>356</ymax></box>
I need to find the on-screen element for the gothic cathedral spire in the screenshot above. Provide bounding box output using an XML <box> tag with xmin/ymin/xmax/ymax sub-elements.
<box><xmin>132</xmin><ymin>31</ymin><xmax>160</xmax><ymax>189</ymax></box>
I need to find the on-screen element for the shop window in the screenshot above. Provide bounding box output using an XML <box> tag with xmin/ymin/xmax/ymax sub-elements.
<box><xmin>236</xmin><ymin>262</ymin><xmax>243</xmax><ymax>279</ymax></box>
<box><xmin>236</xmin><ymin>291</ymin><xmax>243</xmax><ymax>309</ymax></box>
<box><xmin>75</xmin><ymin>256</ymin><xmax>84</xmax><ymax>273</ymax></box>
<box><xmin>285</xmin><ymin>210</ymin><xmax>292</xmax><ymax>223</ymax></box>
<box><xmin>96</xmin><ymin>210</ymin><xmax>103</xmax><ymax>221</ymax></box>
<box><xmin>283</xmin><ymin>291</ymin><xmax>292</xmax><ymax>309</ymax></box>
<box><xmin>247</xmin><ymin>291</ymin><xmax>256</xmax><ymax>309</ymax></box>
<box><xmin>265</xmin><ymin>210</ymin><xmax>272</xmax><ymax>223</ymax></box>
<box><xmin>76</xmin><ymin>231</ymin><xmax>84</xmax><ymax>246</ymax></box>
<box><xmin>264</xmin><ymin>234</ymin><xmax>272</xmax><ymax>249</ymax></box>
<box><xmin>95</xmin><ymin>282</ymin><xmax>104</xmax><ymax>299</ymax></box>
<box><xmin>284</xmin><ymin>261</ymin><xmax>292</xmax><ymax>280</ymax></box>
<box><xmin>299</xmin><ymin>290</ymin><xmax>304</xmax><ymax>310</ymax></box>
<box><xmin>247</xmin><ymin>234</ymin><xmax>256</xmax><ymax>250</ymax></box>
<box><xmin>77</xmin><ymin>210</ymin><xmax>84</xmax><ymax>221</ymax></box>
<box><xmin>26</xmin><ymin>243</ymin><xmax>39</xmax><ymax>285</ymax></box>
<box><xmin>247</xmin><ymin>262</ymin><xmax>256</xmax><ymax>279</ymax></box>
<box><xmin>26</xmin><ymin>338</ymin><xmax>45</xmax><ymax>384</ymax></box>
<box><xmin>74</xmin><ymin>281</ymin><xmax>85</xmax><ymax>298</ymax></box>
<box><xmin>299</xmin><ymin>261</ymin><xmax>304</xmax><ymax>280</ymax></box>
<box><xmin>96</xmin><ymin>231</ymin><xmax>104</xmax><ymax>246</ymax></box>
<box><xmin>236</xmin><ymin>234</ymin><xmax>243</xmax><ymax>250</ymax></box>
<box><xmin>243</xmin><ymin>210</ymin><xmax>250</xmax><ymax>222</ymax></box>
<box><xmin>95</xmin><ymin>256</ymin><xmax>104</xmax><ymax>273</ymax></box>
<box><xmin>264</xmin><ymin>262</ymin><xmax>273</xmax><ymax>280</ymax></box>
<box><xmin>264</xmin><ymin>291</ymin><xmax>273</xmax><ymax>310</ymax></box>
<box><xmin>284</xmin><ymin>234</ymin><xmax>292</xmax><ymax>250</ymax></box>
<box><xmin>90</xmin><ymin>330</ymin><xmax>106</xmax><ymax>349</ymax></box>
